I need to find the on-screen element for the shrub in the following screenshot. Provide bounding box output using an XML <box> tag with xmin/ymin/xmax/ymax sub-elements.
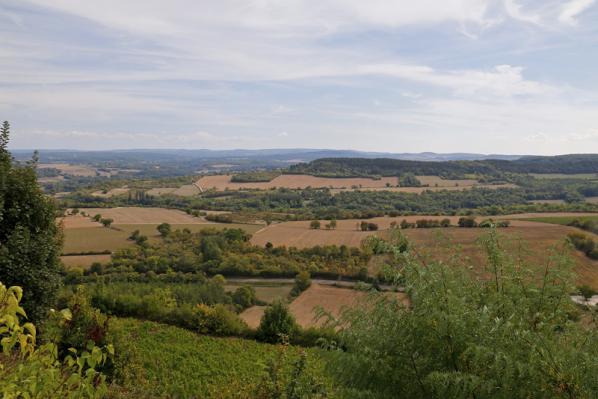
<box><xmin>310</xmin><ymin>220</ymin><xmax>321</xmax><ymax>229</ymax></box>
<box><xmin>100</xmin><ymin>218</ymin><xmax>113</xmax><ymax>228</ymax></box>
<box><xmin>0</xmin><ymin>281</ymin><xmax>112</xmax><ymax>398</ymax></box>
<box><xmin>157</xmin><ymin>222</ymin><xmax>171</xmax><ymax>237</ymax></box>
<box><xmin>257</xmin><ymin>300</ymin><xmax>298</xmax><ymax>343</ymax></box>
<box><xmin>291</xmin><ymin>271</ymin><xmax>312</xmax><ymax>297</ymax></box>
<box><xmin>232</xmin><ymin>285</ymin><xmax>257</xmax><ymax>309</ymax></box>
<box><xmin>457</xmin><ymin>216</ymin><xmax>477</xmax><ymax>227</ymax></box>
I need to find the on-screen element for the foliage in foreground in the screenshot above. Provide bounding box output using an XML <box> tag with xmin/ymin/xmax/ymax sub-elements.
<box><xmin>0</xmin><ymin>121</ymin><xmax>63</xmax><ymax>323</ymax></box>
<box><xmin>109</xmin><ymin>318</ymin><xmax>332</xmax><ymax>398</ymax></box>
<box><xmin>325</xmin><ymin>229</ymin><xmax>598</xmax><ymax>398</ymax></box>
<box><xmin>0</xmin><ymin>281</ymin><xmax>112</xmax><ymax>398</ymax></box>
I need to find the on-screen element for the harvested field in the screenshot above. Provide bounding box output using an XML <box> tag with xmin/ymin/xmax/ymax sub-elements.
<box><xmin>38</xmin><ymin>163</ymin><xmax>98</xmax><ymax>177</ymax></box>
<box><xmin>240</xmin><ymin>284</ymin><xmax>409</xmax><ymax>329</ymax></box>
<box><xmin>58</xmin><ymin>215</ymin><xmax>101</xmax><ymax>229</ymax></box>
<box><xmin>61</xmin><ymin>254</ymin><xmax>111</xmax><ymax>269</ymax></box>
<box><xmin>60</xmin><ymin>211</ymin><xmax>262</xmax><ymax>254</ymax></box>
<box><xmin>238</xmin><ymin>306</ymin><xmax>267</xmax><ymax>329</ymax></box>
<box><xmin>251</xmin><ymin>216</ymin><xmax>465</xmax><ymax>248</ymax></box>
<box><xmin>80</xmin><ymin>207</ymin><xmax>206</xmax><ymax>224</ymax></box>
<box><xmin>329</xmin><ymin>183</ymin><xmax>516</xmax><ymax>194</ymax></box>
<box><xmin>196</xmin><ymin>174</ymin><xmax>399</xmax><ymax>191</ymax></box>
<box><xmin>398</xmin><ymin>225</ymin><xmax>598</xmax><ymax>289</ymax></box>
<box><xmin>172</xmin><ymin>184</ymin><xmax>201</xmax><ymax>196</ymax></box>
<box><xmin>62</xmin><ymin>227</ymin><xmax>130</xmax><ymax>253</ymax></box>
<box><xmin>250</xmin><ymin>214</ymin><xmax>598</xmax><ymax>289</ymax></box>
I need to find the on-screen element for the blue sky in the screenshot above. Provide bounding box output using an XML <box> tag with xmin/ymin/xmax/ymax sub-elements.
<box><xmin>1</xmin><ymin>0</ymin><xmax>597</xmax><ymax>154</ymax></box>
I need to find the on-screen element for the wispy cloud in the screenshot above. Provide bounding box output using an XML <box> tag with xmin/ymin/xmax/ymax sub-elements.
<box><xmin>559</xmin><ymin>0</ymin><xmax>596</xmax><ymax>25</ymax></box>
<box><xmin>1</xmin><ymin>0</ymin><xmax>597</xmax><ymax>153</ymax></box>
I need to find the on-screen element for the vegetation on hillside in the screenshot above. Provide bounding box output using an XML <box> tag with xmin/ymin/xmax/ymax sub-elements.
<box><xmin>231</xmin><ymin>171</ymin><xmax>281</xmax><ymax>183</ymax></box>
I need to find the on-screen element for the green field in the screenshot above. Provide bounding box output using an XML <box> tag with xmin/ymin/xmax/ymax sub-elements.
<box><xmin>110</xmin><ymin>318</ymin><xmax>332</xmax><ymax>398</ymax></box>
<box><xmin>62</xmin><ymin>223</ymin><xmax>263</xmax><ymax>254</ymax></box>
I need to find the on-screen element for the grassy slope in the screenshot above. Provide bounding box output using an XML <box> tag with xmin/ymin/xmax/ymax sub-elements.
<box><xmin>110</xmin><ymin>318</ymin><xmax>332</xmax><ymax>398</ymax></box>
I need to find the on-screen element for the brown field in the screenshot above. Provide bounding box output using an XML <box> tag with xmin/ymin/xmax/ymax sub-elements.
<box><xmin>38</xmin><ymin>163</ymin><xmax>98</xmax><ymax>177</ymax></box>
<box><xmin>172</xmin><ymin>184</ymin><xmax>201</xmax><ymax>196</ymax></box>
<box><xmin>61</xmin><ymin>254</ymin><xmax>111</xmax><ymax>269</ymax></box>
<box><xmin>62</xmin><ymin>227</ymin><xmax>130</xmax><ymax>253</ymax></box>
<box><xmin>250</xmin><ymin>213</ymin><xmax>598</xmax><ymax>289</ymax></box>
<box><xmin>60</xmin><ymin>211</ymin><xmax>262</xmax><ymax>256</ymax></box>
<box><xmin>91</xmin><ymin>188</ymin><xmax>130</xmax><ymax>198</ymax></box>
<box><xmin>240</xmin><ymin>284</ymin><xmax>409</xmax><ymax>329</ymax></box>
<box><xmin>329</xmin><ymin>183</ymin><xmax>516</xmax><ymax>194</ymax></box>
<box><xmin>196</xmin><ymin>173</ymin><xmax>517</xmax><ymax>193</ymax></box>
<box><xmin>58</xmin><ymin>214</ymin><xmax>101</xmax><ymax>229</ymax></box>
<box><xmin>196</xmin><ymin>174</ymin><xmax>399</xmax><ymax>191</ymax></box>
<box><xmin>239</xmin><ymin>306</ymin><xmax>267</xmax><ymax>329</ymax></box>
<box><xmin>39</xmin><ymin>175</ymin><xmax>65</xmax><ymax>183</ymax></box>
<box><xmin>251</xmin><ymin>216</ymin><xmax>467</xmax><ymax>248</ymax></box>
<box><xmin>80</xmin><ymin>207</ymin><xmax>206</xmax><ymax>224</ymax></box>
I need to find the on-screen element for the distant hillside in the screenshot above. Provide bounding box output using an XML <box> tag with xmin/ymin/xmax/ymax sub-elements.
<box><xmin>11</xmin><ymin>148</ymin><xmax>521</xmax><ymax>165</ymax></box>
<box><xmin>288</xmin><ymin>154</ymin><xmax>598</xmax><ymax>178</ymax></box>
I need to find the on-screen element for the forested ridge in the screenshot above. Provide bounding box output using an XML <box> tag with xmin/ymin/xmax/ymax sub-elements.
<box><xmin>289</xmin><ymin>155</ymin><xmax>598</xmax><ymax>178</ymax></box>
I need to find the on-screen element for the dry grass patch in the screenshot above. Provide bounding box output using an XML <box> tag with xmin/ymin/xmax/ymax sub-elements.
<box><xmin>196</xmin><ymin>174</ymin><xmax>399</xmax><ymax>191</ymax></box>
<box><xmin>80</xmin><ymin>207</ymin><xmax>206</xmax><ymax>224</ymax></box>
<box><xmin>38</xmin><ymin>163</ymin><xmax>98</xmax><ymax>177</ymax></box>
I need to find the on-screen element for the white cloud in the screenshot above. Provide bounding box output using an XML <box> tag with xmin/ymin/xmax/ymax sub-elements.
<box><xmin>559</xmin><ymin>0</ymin><xmax>596</xmax><ymax>25</ymax></box>
<box><xmin>503</xmin><ymin>0</ymin><xmax>541</xmax><ymax>25</ymax></box>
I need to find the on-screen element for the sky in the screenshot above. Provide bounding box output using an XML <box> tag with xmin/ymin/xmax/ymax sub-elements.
<box><xmin>1</xmin><ymin>0</ymin><xmax>597</xmax><ymax>154</ymax></box>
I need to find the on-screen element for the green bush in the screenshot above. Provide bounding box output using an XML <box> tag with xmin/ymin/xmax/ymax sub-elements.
<box><xmin>0</xmin><ymin>280</ymin><xmax>112</xmax><ymax>398</ymax></box>
<box><xmin>257</xmin><ymin>300</ymin><xmax>298</xmax><ymax>343</ymax></box>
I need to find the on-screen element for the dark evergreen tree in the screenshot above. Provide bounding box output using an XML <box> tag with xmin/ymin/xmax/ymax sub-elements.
<box><xmin>0</xmin><ymin>121</ymin><xmax>62</xmax><ymax>324</ymax></box>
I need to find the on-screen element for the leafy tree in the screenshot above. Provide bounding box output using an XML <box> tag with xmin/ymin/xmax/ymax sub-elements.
<box><xmin>309</xmin><ymin>220</ymin><xmax>321</xmax><ymax>229</ymax></box>
<box><xmin>457</xmin><ymin>216</ymin><xmax>477</xmax><ymax>227</ymax></box>
<box><xmin>0</xmin><ymin>121</ymin><xmax>62</xmax><ymax>323</ymax></box>
<box><xmin>128</xmin><ymin>229</ymin><xmax>140</xmax><ymax>241</ymax></box>
<box><xmin>92</xmin><ymin>214</ymin><xmax>102</xmax><ymax>222</ymax></box>
<box><xmin>326</xmin><ymin>230</ymin><xmax>598</xmax><ymax>398</ymax></box>
<box><xmin>257</xmin><ymin>300</ymin><xmax>298</xmax><ymax>343</ymax></box>
<box><xmin>157</xmin><ymin>222</ymin><xmax>172</xmax><ymax>237</ymax></box>
<box><xmin>291</xmin><ymin>271</ymin><xmax>311</xmax><ymax>297</ymax></box>
<box><xmin>100</xmin><ymin>218</ymin><xmax>113</xmax><ymax>228</ymax></box>
<box><xmin>232</xmin><ymin>285</ymin><xmax>257</xmax><ymax>309</ymax></box>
